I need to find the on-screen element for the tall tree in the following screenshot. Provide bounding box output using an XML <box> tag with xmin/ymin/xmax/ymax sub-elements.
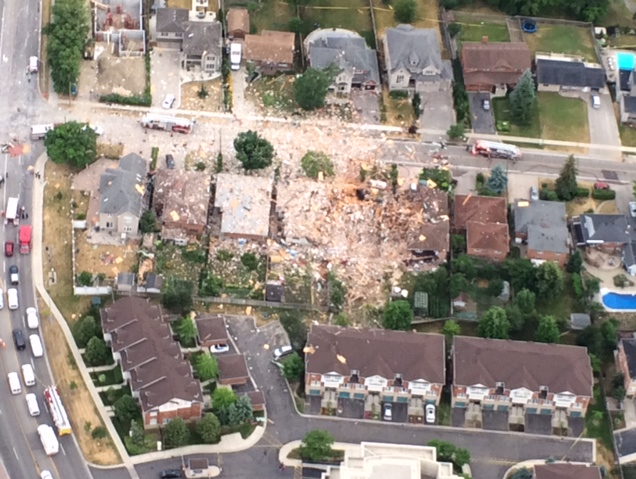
<box><xmin>162</xmin><ymin>418</ymin><xmax>190</xmax><ymax>448</ymax></box>
<box><xmin>175</xmin><ymin>317</ymin><xmax>198</xmax><ymax>346</ymax></box>
<box><xmin>535</xmin><ymin>315</ymin><xmax>560</xmax><ymax>343</ymax></box>
<box><xmin>383</xmin><ymin>300</ymin><xmax>414</xmax><ymax>330</ymax></box>
<box><xmin>555</xmin><ymin>155</ymin><xmax>578</xmax><ymax>201</ymax></box>
<box><xmin>394</xmin><ymin>0</ymin><xmax>417</xmax><ymax>22</ymax></box>
<box><xmin>513</xmin><ymin>288</ymin><xmax>536</xmax><ymax>312</ymax></box>
<box><xmin>84</xmin><ymin>337</ymin><xmax>110</xmax><ymax>366</ymax></box>
<box><xmin>301</xmin><ymin>151</ymin><xmax>334</xmax><ymax>179</ymax></box>
<box><xmin>279</xmin><ymin>311</ymin><xmax>308</xmax><ymax>351</ymax></box>
<box><xmin>509</xmin><ymin>69</ymin><xmax>535</xmax><ymax>125</ymax></box>
<box><xmin>299</xmin><ymin>430</ymin><xmax>335</xmax><ymax>462</ymax></box>
<box><xmin>197</xmin><ymin>413</ymin><xmax>221</xmax><ymax>444</ymax></box>
<box><xmin>486</xmin><ymin>164</ymin><xmax>508</xmax><ymax>195</ymax></box>
<box><xmin>72</xmin><ymin>315</ymin><xmax>101</xmax><ymax>348</ymax></box>
<box><xmin>113</xmin><ymin>395</ymin><xmax>139</xmax><ymax>427</ymax></box>
<box><xmin>194</xmin><ymin>353</ymin><xmax>218</xmax><ymax>381</ymax></box>
<box><xmin>442</xmin><ymin>320</ymin><xmax>461</xmax><ymax>338</ymax></box>
<box><xmin>234</xmin><ymin>130</ymin><xmax>275</xmax><ymax>171</ymax></box>
<box><xmin>478</xmin><ymin>306</ymin><xmax>510</xmax><ymax>339</ymax></box>
<box><xmin>566</xmin><ymin>250</ymin><xmax>583</xmax><ymax>274</ymax></box>
<box><xmin>294</xmin><ymin>68</ymin><xmax>332</xmax><ymax>111</ymax></box>
<box><xmin>44</xmin><ymin>122</ymin><xmax>97</xmax><ymax>169</ymax></box>
<box><xmin>534</xmin><ymin>261</ymin><xmax>564</xmax><ymax>299</ymax></box>
<box><xmin>228</xmin><ymin>395</ymin><xmax>253</xmax><ymax>426</ymax></box>
<box><xmin>282</xmin><ymin>352</ymin><xmax>305</xmax><ymax>381</ymax></box>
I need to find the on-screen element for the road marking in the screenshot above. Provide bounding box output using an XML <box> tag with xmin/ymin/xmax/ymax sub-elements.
<box><xmin>0</xmin><ymin>5</ymin><xmax>5</xmax><ymax>66</ymax></box>
<box><xmin>12</xmin><ymin>447</ymin><xmax>18</xmax><ymax>460</ymax></box>
<box><xmin>59</xmin><ymin>442</ymin><xmax>66</xmax><ymax>456</ymax></box>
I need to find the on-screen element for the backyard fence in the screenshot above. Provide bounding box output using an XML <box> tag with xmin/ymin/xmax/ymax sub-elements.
<box><xmin>193</xmin><ymin>295</ymin><xmax>328</xmax><ymax>312</ymax></box>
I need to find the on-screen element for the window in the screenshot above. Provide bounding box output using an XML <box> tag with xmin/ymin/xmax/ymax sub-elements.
<box><xmin>149</xmin><ymin>418</ymin><xmax>157</xmax><ymax>425</ymax></box>
<box><xmin>162</xmin><ymin>417</ymin><xmax>171</xmax><ymax>425</ymax></box>
<box><xmin>397</xmin><ymin>75</ymin><xmax>404</xmax><ymax>83</ymax></box>
<box><xmin>106</xmin><ymin>222</ymin><xmax>113</xmax><ymax>228</ymax></box>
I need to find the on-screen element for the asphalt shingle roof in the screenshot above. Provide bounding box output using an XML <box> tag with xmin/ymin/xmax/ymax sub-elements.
<box><xmin>513</xmin><ymin>200</ymin><xmax>568</xmax><ymax>253</ymax></box>
<box><xmin>579</xmin><ymin>213</ymin><xmax>630</xmax><ymax>244</ymax></box>
<box><xmin>622</xmin><ymin>339</ymin><xmax>636</xmax><ymax>379</ymax></box>
<box><xmin>536</xmin><ymin>58</ymin><xmax>606</xmax><ymax>89</ymax></box>
<box><xmin>99</xmin><ymin>153</ymin><xmax>147</xmax><ymax>216</ymax></box>
<box><xmin>156</xmin><ymin>8</ymin><xmax>189</xmax><ymax>33</ymax></box>
<box><xmin>182</xmin><ymin>21</ymin><xmax>222</xmax><ymax>57</ymax></box>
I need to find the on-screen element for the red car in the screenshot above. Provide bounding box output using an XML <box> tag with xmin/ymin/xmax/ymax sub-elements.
<box><xmin>594</xmin><ymin>182</ymin><xmax>610</xmax><ymax>190</ymax></box>
<box><xmin>4</xmin><ymin>241</ymin><xmax>13</xmax><ymax>257</ymax></box>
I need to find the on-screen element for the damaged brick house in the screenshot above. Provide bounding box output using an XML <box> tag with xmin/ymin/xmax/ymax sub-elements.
<box><xmin>405</xmin><ymin>185</ymin><xmax>450</xmax><ymax>267</ymax></box>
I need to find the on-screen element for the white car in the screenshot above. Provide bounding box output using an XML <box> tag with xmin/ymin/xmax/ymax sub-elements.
<box><xmin>425</xmin><ymin>404</ymin><xmax>436</xmax><ymax>424</ymax></box>
<box><xmin>210</xmin><ymin>344</ymin><xmax>229</xmax><ymax>354</ymax></box>
<box><xmin>82</xmin><ymin>124</ymin><xmax>103</xmax><ymax>136</ymax></box>
<box><xmin>482</xmin><ymin>99</ymin><xmax>491</xmax><ymax>111</ymax></box>
<box><xmin>630</xmin><ymin>201</ymin><xmax>636</xmax><ymax>218</ymax></box>
<box><xmin>383</xmin><ymin>403</ymin><xmax>393</xmax><ymax>421</ymax></box>
<box><xmin>162</xmin><ymin>94</ymin><xmax>175</xmax><ymax>109</ymax></box>
<box><xmin>26</xmin><ymin>307</ymin><xmax>39</xmax><ymax>329</ymax></box>
<box><xmin>273</xmin><ymin>345</ymin><xmax>293</xmax><ymax>360</ymax></box>
<box><xmin>41</xmin><ymin>471</ymin><xmax>53</xmax><ymax>479</ymax></box>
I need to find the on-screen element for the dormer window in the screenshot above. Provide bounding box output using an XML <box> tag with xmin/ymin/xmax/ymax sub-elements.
<box><xmin>394</xmin><ymin>373</ymin><xmax>403</xmax><ymax>387</ymax></box>
<box><xmin>350</xmin><ymin>369</ymin><xmax>360</xmax><ymax>383</ymax></box>
<box><xmin>539</xmin><ymin>385</ymin><xmax>548</xmax><ymax>399</ymax></box>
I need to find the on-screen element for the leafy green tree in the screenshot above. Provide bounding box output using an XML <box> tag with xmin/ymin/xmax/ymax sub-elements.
<box><xmin>162</xmin><ymin>279</ymin><xmax>194</xmax><ymax>314</ymax></box>
<box><xmin>509</xmin><ymin>69</ymin><xmax>535</xmax><ymax>125</ymax></box>
<box><xmin>84</xmin><ymin>337</ymin><xmax>110</xmax><ymax>366</ymax></box>
<box><xmin>301</xmin><ymin>151</ymin><xmax>335</xmax><ymax>179</ymax></box>
<box><xmin>194</xmin><ymin>353</ymin><xmax>218</xmax><ymax>381</ymax></box>
<box><xmin>453</xmin><ymin>447</ymin><xmax>471</xmax><ymax>468</ymax></box>
<box><xmin>486</xmin><ymin>164</ymin><xmax>508</xmax><ymax>195</ymax></box>
<box><xmin>234</xmin><ymin>130</ymin><xmax>275</xmax><ymax>170</ymax></box>
<box><xmin>175</xmin><ymin>317</ymin><xmax>198</xmax><ymax>346</ymax></box>
<box><xmin>212</xmin><ymin>388</ymin><xmax>238</xmax><ymax>425</ymax></box>
<box><xmin>555</xmin><ymin>155</ymin><xmax>578</xmax><ymax>201</ymax></box>
<box><xmin>449</xmin><ymin>273</ymin><xmax>468</xmax><ymax>298</ymax></box>
<box><xmin>383</xmin><ymin>300</ymin><xmax>414</xmax><ymax>330</ymax></box>
<box><xmin>240</xmin><ymin>252</ymin><xmax>259</xmax><ymax>271</ymax></box>
<box><xmin>420</xmin><ymin>167</ymin><xmax>452</xmax><ymax>191</ymax></box>
<box><xmin>442</xmin><ymin>320</ymin><xmax>460</xmax><ymax>338</ymax></box>
<box><xmin>72</xmin><ymin>315</ymin><xmax>101</xmax><ymax>348</ymax></box>
<box><xmin>299</xmin><ymin>430</ymin><xmax>335</xmax><ymax>462</ymax></box>
<box><xmin>428</xmin><ymin>440</ymin><xmax>456</xmax><ymax>462</ymax></box>
<box><xmin>505</xmin><ymin>304</ymin><xmax>525</xmax><ymax>332</ymax></box>
<box><xmin>536</xmin><ymin>315</ymin><xmax>560</xmax><ymax>343</ymax></box>
<box><xmin>45</xmin><ymin>0</ymin><xmax>88</xmax><ymax>94</ymax></box>
<box><xmin>129</xmin><ymin>419</ymin><xmax>145</xmax><ymax>446</ymax></box>
<box><xmin>113</xmin><ymin>394</ymin><xmax>139</xmax><ymax>427</ymax></box>
<box><xmin>447</xmin><ymin>123</ymin><xmax>465</xmax><ymax>140</ymax></box>
<box><xmin>77</xmin><ymin>271</ymin><xmax>92</xmax><ymax>286</ymax></box>
<box><xmin>45</xmin><ymin>122</ymin><xmax>97</xmax><ymax>169</ymax></box>
<box><xmin>576</xmin><ymin>325</ymin><xmax>604</xmax><ymax>356</ymax></box>
<box><xmin>566</xmin><ymin>251</ymin><xmax>583</xmax><ymax>274</ymax></box>
<box><xmin>478</xmin><ymin>306</ymin><xmax>510</xmax><ymax>339</ymax></box>
<box><xmin>228</xmin><ymin>395</ymin><xmax>253</xmax><ymax>426</ymax></box>
<box><xmin>487</xmin><ymin>277</ymin><xmax>504</xmax><ymax>297</ymax></box>
<box><xmin>394</xmin><ymin>0</ymin><xmax>417</xmax><ymax>22</ymax></box>
<box><xmin>282</xmin><ymin>352</ymin><xmax>305</xmax><ymax>381</ymax></box>
<box><xmin>534</xmin><ymin>261</ymin><xmax>564</xmax><ymax>299</ymax></box>
<box><xmin>601</xmin><ymin>319</ymin><xmax>619</xmax><ymax>350</ymax></box>
<box><xmin>451</xmin><ymin>234</ymin><xmax>466</xmax><ymax>256</ymax></box>
<box><xmin>139</xmin><ymin>210</ymin><xmax>158</xmax><ymax>234</ymax></box>
<box><xmin>288</xmin><ymin>17</ymin><xmax>304</xmax><ymax>34</ymax></box>
<box><xmin>452</xmin><ymin>255</ymin><xmax>477</xmax><ymax>279</ymax></box>
<box><xmin>412</xmin><ymin>93</ymin><xmax>422</xmax><ymax>117</ymax></box>
<box><xmin>294</xmin><ymin>68</ymin><xmax>332</xmax><ymax>110</ymax></box>
<box><xmin>513</xmin><ymin>288</ymin><xmax>536</xmax><ymax>312</ymax></box>
<box><xmin>329</xmin><ymin>273</ymin><xmax>346</xmax><ymax>312</ymax></box>
<box><xmin>162</xmin><ymin>418</ymin><xmax>190</xmax><ymax>448</ymax></box>
<box><xmin>197</xmin><ymin>413</ymin><xmax>221</xmax><ymax>444</ymax></box>
<box><xmin>279</xmin><ymin>311</ymin><xmax>308</xmax><ymax>351</ymax></box>
<box><xmin>502</xmin><ymin>258</ymin><xmax>536</xmax><ymax>292</ymax></box>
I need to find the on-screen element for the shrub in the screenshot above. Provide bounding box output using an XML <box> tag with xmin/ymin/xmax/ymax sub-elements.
<box><xmin>91</xmin><ymin>426</ymin><xmax>108</xmax><ymax>439</ymax></box>
<box><xmin>576</xmin><ymin>187</ymin><xmax>590</xmax><ymax>198</ymax></box>
<box><xmin>476</xmin><ymin>172</ymin><xmax>485</xmax><ymax>185</ymax></box>
<box><xmin>389</xmin><ymin>90</ymin><xmax>408</xmax><ymax>99</ymax></box>
<box><xmin>540</xmin><ymin>189</ymin><xmax>559</xmax><ymax>201</ymax></box>
<box><xmin>592</xmin><ymin>189</ymin><xmax>616</xmax><ymax>200</ymax></box>
<box><xmin>99</xmin><ymin>93</ymin><xmax>151</xmax><ymax>106</ymax></box>
<box><xmin>448</xmin><ymin>23</ymin><xmax>461</xmax><ymax>37</ymax></box>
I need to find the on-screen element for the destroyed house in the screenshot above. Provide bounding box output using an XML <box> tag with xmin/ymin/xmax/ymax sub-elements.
<box><xmin>405</xmin><ymin>185</ymin><xmax>450</xmax><ymax>266</ymax></box>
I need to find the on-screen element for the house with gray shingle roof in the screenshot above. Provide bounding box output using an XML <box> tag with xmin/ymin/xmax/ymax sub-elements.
<box><xmin>304</xmin><ymin>28</ymin><xmax>379</xmax><ymax>95</ymax></box>
<box><xmin>383</xmin><ymin>24</ymin><xmax>453</xmax><ymax>92</ymax></box>
<box><xmin>155</xmin><ymin>8</ymin><xmax>189</xmax><ymax>42</ymax></box>
<box><xmin>98</xmin><ymin>153</ymin><xmax>147</xmax><ymax>237</ymax></box>
<box><xmin>181</xmin><ymin>21</ymin><xmax>222</xmax><ymax>74</ymax></box>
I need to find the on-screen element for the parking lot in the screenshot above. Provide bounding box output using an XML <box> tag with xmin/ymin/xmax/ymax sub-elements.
<box><xmin>150</xmin><ymin>48</ymin><xmax>182</xmax><ymax>109</ymax></box>
<box><xmin>469</xmin><ymin>92</ymin><xmax>496</xmax><ymax>134</ymax></box>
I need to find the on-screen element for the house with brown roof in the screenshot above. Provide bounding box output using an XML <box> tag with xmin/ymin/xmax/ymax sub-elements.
<box><xmin>616</xmin><ymin>338</ymin><xmax>636</xmax><ymax>398</ymax></box>
<box><xmin>244</xmin><ymin>30</ymin><xmax>295</xmax><ymax>75</ymax></box>
<box><xmin>454</xmin><ymin>195</ymin><xmax>509</xmax><ymax>261</ymax></box>
<box><xmin>452</xmin><ymin>336</ymin><xmax>593</xmax><ymax>435</ymax></box>
<box><xmin>534</xmin><ymin>464</ymin><xmax>602</xmax><ymax>479</ymax></box>
<box><xmin>217</xmin><ymin>354</ymin><xmax>250</xmax><ymax>386</ymax></box>
<box><xmin>101</xmin><ymin>297</ymin><xmax>203</xmax><ymax>428</ymax></box>
<box><xmin>244</xmin><ymin>390</ymin><xmax>266</xmax><ymax>412</ymax></box>
<box><xmin>226</xmin><ymin>8</ymin><xmax>249</xmax><ymax>40</ymax></box>
<box><xmin>305</xmin><ymin>325</ymin><xmax>445</xmax><ymax>422</ymax></box>
<box><xmin>195</xmin><ymin>314</ymin><xmax>228</xmax><ymax>349</ymax></box>
<box><xmin>461</xmin><ymin>40</ymin><xmax>531</xmax><ymax>94</ymax></box>
<box><xmin>153</xmin><ymin>169</ymin><xmax>211</xmax><ymax>244</ymax></box>
<box><xmin>406</xmin><ymin>185</ymin><xmax>450</xmax><ymax>267</ymax></box>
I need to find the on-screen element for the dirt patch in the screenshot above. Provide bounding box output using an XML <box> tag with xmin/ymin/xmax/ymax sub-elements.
<box><xmin>96</xmin><ymin>142</ymin><xmax>125</xmax><ymax>159</ymax></box>
<box><xmin>75</xmin><ymin>231</ymin><xmax>138</xmax><ymax>279</ymax></box>
<box><xmin>93</xmin><ymin>47</ymin><xmax>145</xmax><ymax>96</ymax></box>
<box><xmin>181</xmin><ymin>79</ymin><xmax>224</xmax><ymax>111</ymax></box>
<box><xmin>37</xmin><ymin>297</ymin><xmax>121</xmax><ymax>465</ymax></box>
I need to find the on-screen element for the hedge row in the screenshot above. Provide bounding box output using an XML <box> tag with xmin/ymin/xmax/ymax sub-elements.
<box><xmin>592</xmin><ymin>189</ymin><xmax>616</xmax><ymax>200</ymax></box>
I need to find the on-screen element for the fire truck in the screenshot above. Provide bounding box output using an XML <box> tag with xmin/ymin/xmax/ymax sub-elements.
<box><xmin>471</xmin><ymin>140</ymin><xmax>521</xmax><ymax>160</ymax></box>
<box><xmin>139</xmin><ymin>115</ymin><xmax>194</xmax><ymax>134</ymax></box>
<box><xmin>44</xmin><ymin>387</ymin><xmax>72</xmax><ymax>436</ymax></box>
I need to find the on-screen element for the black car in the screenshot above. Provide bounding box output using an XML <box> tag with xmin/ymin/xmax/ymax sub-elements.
<box><xmin>12</xmin><ymin>329</ymin><xmax>25</xmax><ymax>351</ymax></box>
<box><xmin>165</xmin><ymin>154</ymin><xmax>175</xmax><ymax>170</ymax></box>
<box><xmin>159</xmin><ymin>470</ymin><xmax>183</xmax><ymax>479</ymax></box>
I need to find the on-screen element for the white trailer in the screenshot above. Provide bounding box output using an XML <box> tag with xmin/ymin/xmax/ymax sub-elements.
<box><xmin>37</xmin><ymin>424</ymin><xmax>59</xmax><ymax>456</ymax></box>
<box><xmin>30</xmin><ymin>124</ymin><xmax>54</xmax><ymax>140</ymax></box>
<box><xmin>5</xmin><ymin>197</ymin><xmax>18</xmax><ymax>225</ymax></box>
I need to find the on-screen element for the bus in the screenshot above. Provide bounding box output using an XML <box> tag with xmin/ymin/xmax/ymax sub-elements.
<box><xmin>44</xmin><ymin>387</ymin><xmax>72</xmax><ymax>436</ymax></box>
<box><xmin>471</xmin><ymin>140</ymin><xmax>521</xmax><ymax>160</ymax></box>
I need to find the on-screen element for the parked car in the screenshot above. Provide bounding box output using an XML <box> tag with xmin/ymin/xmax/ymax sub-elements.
<box><xmin>594</xmin><ymin>182</ymin><xmax>610</xmax><ymax>190</ymax></box>
<box><xmin>529</xmin><ymin>186</ymin><xmax>539</xmax><ymax>201</ymax></box>
<box><xmin>4</xmin><ymin>241</ymin><xmax>13</xmax><ymax>257</ymax></box>
<box><xmin>482</xmin><ymin>99</ymin><xmax>491</xmax><ymax>111</ymax></box>
<box><xmin>425</xmin><ymin>404</ymin><xmax>436</xmax><ymax>424</ymax></box>
<box><xmin>9</xmin><ymin>265</ymin><xmax>19</xmax><ymax>285</ymax></box>
<box><xmin>592</xmin><ymin>94</ymin><xmax>600</xmax><ymax>109</ymax></box>
<box><xmin>40</xmin><ymin>470</ymin><xmax>53</xmax><ymax>479</ymax></box>
<box><xmin>273</xmin><ymin>345</ymin><xmax>293</xmax><ymax>360</ymax></box>
<box><xmin>159</xmin><ymin>470</ymin><xmax>183</xmax><ymax>479</ymax></box>
<box><xmin>162</xmin><ymin>94</ymin><xmax>175</xmax><ymax>109</ymax></box>
<box><xmin>383</xmin><ymin>403</ymin><xmax>393</xmax><ymax>421</ymax></box>
<box><xmin>630</xmin><ymin>201</ymin><xmax>636</xmax><ymax>218</ymax></box>
<box><xmin>0</xmin><ymin>288</ymin><xmax>4</xmax><ymax>310</ymax></box>
<box><xmin>165</xmin><ymin>154</ymin><xmax>175</xmax><ymax>170</ymax></box>
<box><xmin>210</xmin><ymin>344</ymin><xmax>229</xmax><ymax>354</ymax></box>
<box><xmin>12</xmin><ymin>328</ymin><xmax>26</xmax><ymax>351</ymax></box>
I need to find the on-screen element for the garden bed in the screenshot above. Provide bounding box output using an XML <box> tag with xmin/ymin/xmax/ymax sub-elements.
<box><xmin>90</xmin><ymin>366</ymin><xmax>124</xmax><ymax>386</ymax></box>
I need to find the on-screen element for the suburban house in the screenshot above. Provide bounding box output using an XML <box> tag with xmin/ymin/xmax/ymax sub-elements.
<box><xmin>619</xmin><ymin>70</ymin><xmax>636</xmax><ymax>124</ymax></box>
<box><xmin>195</xmin><ymin>314</ymin><xmax>228</xmax><ymax>349</ymax></box>
<box><xmin>101</xmin><ymin>297</ymin><xmax>203</xmax><ymax>428</ymax></box>
<box><xmin>461</xmin><ymin>40</ymin><xmax>531</xmax><ymax>94</ymax></box>
<box><xmin>244</xmin><ymin>390</ymin><xmax>265</xmax><ymax>412</ymax></box>
<box><xmin>616</xmin><ymin>338</ymin><xmax>636</xmax><ymax>397</ymax></box>
<box><xmin>153</xmin><ymin>169</ymin><xmax>211</xmax><ymax>244</ymax></box>
<box><xmin>534</xmin><ymin>464</ymin><xmax>602</xmax><ymax>479</ymax></box>
<box><xmin>452</xmin><ymin>336</ymin><xmax>593</xmax><ymax>434</ymax></box>
<box><xmin>305</xmin><ymin>29</ymin><xmax>380</xmax><ymax>94</ymax></box>
<box><xmin>226</xmin><ymin>8</ymin><xmax>249</xmax><ymax>40</ymax></box>
<box><xmin>213</xmin><ymin>173</ymin><xmax>273</xmax><ymax>240</ymax></box>
<box><xmin>383</xmin><ymin>25</ymin><xmax>453</xmax><ymax>92</ymax></box>
<box><xmin>320</xmin><ymin>442</ymin><xmax>461</xmax><ymax>479</ymax></box>
<box><xmin>98</xmin><ymin>152</ymin><xmax>147</xmax><ymax>237</ymax></box>
<box><xmin>244</xmin><ymin>30</ymin><xmax>295</xmax><ymax>75</ymax></box>
<box><xmin>155</xmin><ymin>8</ymin><xmax>189</xmax><ymax>43</ymax></box>
<box><xmin>513</xmin><ymin>200</ymin><xmax>569</xmax><ymax>266</ymax></box>
<box><xmin>536</xmin><ymin>54</ymin><xmax>606</xmax><ymax>93</ymax></box>
<box><xmin>406</xmin><ymin>185</ymin><xmax>450</xmax><ymax>267</ymax></box>
<box><xmin>453</xmin><ymin>195</ymin><xmax>509</xmax><ymax>261</ymax></box>
<box><xmin>305</xmin><ymin>325</ymin><xmax>445</xmax><ymax>422</ymax></box>
<box><xmin>572</xmin><ymin>213</ymin><xmax>630</xmax><ymax>251</ymax></box>
<box><xmin>181</xmin><ymin>21</ymin><xmax>222</xmax><ymax>73</ymax></box>
<box><xmin>217</xmin><ymin>354</ymin><xmax>249</xmax><ymax>386</ymax></box>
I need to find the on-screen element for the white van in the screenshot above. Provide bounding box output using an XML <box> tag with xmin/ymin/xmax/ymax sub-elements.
<box><xmin>29</xmin><ymin>334</ymin><xmax>43</xmax><ymax>358</ymax></box>
<box><xmin>7</xmin><ymin>372</ymin><xmax>21</xmax><ymax>395</ymax></box>
<box><xmin>25</xmin><ymin>393</ymin><xmax>40</xmax><ymax>416</ymax></box>
<box><xmin>26</xmin><ymin>307</ymin><xmax>39</xmax><ymax>330</ymax></box>
<box><xmin>29</xmin><ymin>56</ymin><xmax>38</xmax><ymax>73</ymax></box>
<box><xmin>7</xmin><ymin>288</ymin><xmax>18</xmax><ymax>310</ymax></box>
<box><xmin>592</xmin><ymin>94</ymin><xmax>600</xmax><ymax>109</ymax></box>
<box><xmin>230</xmin><ymin>43</ymin><xmax>242</xmax><ymax>71</ymax></box>
<box><xmin>21</xmin><ymin>364</ymin><xmax>35</xmax><ymax>386</ymax></box>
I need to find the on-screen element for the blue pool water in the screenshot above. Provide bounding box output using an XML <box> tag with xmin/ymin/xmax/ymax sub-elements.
<box><xmin>617</xmin><ymin>52</ymin><xmax>636</xmax><ymax>71</ymax></box>
<box><xmin>602</xmin><ymin>291</ymin><xmax>636</xmax><ymax>310</ymax></box>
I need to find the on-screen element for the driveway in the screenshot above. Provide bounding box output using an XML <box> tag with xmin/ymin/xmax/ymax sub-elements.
<box><xmin>525</xmin><ymin>413</ymin><xmax>553</xmax><ymax>436</ymax></box>
<box><xmin>150</xmin><ymin>48</ymin><xmax>182</xmax><ymax>109</ymax></box>
<box><xmin>482</xmin><ymin>410</ymin><xmax>509</xmax><ymax>432</ymax></box>
<box><xmin>420</xmin><ymin>89</ymin><xmax>455</xmax><ymax>133</ymax></box>
<box><xmin>351</xmin><ymin>90</ymin><xmax>380</xmax><ymax>124</ymax></box>
<box><xmin>338</xmin><ymin>398</ymin><xmax>364</xmax><ymax>419</ymax></box>
<box><xmin>586</xmin><ymin>92</ymin><xmax>621</xmax><ymax>159</ymax></box>
<box><xmin>469</xmin><ymin>92</ymin><xmax>496</xmax><ymax>134</ymax></box>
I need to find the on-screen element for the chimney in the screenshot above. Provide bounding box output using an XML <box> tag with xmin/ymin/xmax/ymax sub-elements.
<box><xmin>481</xmin><ymin>35</ymin><xmax>488</xmax><ymax>43</ymax></box>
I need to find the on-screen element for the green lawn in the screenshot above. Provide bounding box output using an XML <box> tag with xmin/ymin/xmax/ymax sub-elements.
<box><xmin>523</xmin><ymin>25</ymin><xmax>597</xmax><ymax>63</ymax></box>
<box><xmin>301</xmin><ymin>0</ymin><xmax>374</xmax><ymax>46</ymax></box>
<box><xmin>247</xmin><ymin>0</ymin><xmax>295</xmax><ymax>33</ymax></box>
<box><xmin>620</xmin><ymin>125</ymin><xmax>636</xmax><ymax>147</ymax></box>
<box><xmin>458</xmin><ymin>23</ymin><xmax>510</xmax><ymax>43</ymax></box>
<box><xmin>492</xmin><ymin>97</ymin><xmax>541</xmax><ymax>138</ymax></box>
<box><xmin>585</xmin><ymin>386</ymin><xmax>614</xmax><ymax>450</ymax></box>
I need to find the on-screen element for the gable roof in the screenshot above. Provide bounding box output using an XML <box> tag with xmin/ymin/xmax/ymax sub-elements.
<box><xmin>621</xmin><ymin>338</ymin><xmax>636</xmax><ymax>379</ymax></box>
<box><xmin>461</xmin><ymin>42</ymin><xmax>531</xmax><ymax>87</ymax></box>
<box><xmin>513</xmin><ymin>200</ymin><xmax>568</xmax><ymax>253</ymax></box>
<box><xmin>534</xmin><ymin>464</ymin><xmax>602</xmax><ymax>479</ymax></box>
<box><xmin>452</xmin><ymin>336</ymin><xmax>593</xmax><ymax>396</ymax></box>
<box><xmin>453</xmin><ymin>195</ymin><xmax>507</xmax><ymax>231</ymax></box>
<box><xmin>195</xmin><ymin>315</ymin><xmax>227</xmax><ymax>343</ymax></box>
<box><xmin>217</xmin><ymin>354</ymin><xmax>249</xmax><ymax>381</ymax></box>
<box><xmin>156</xmin><ymin>8</ymin><xmax>189</xmax><ymax>33</ymax></box>
<box><xmin>226</xmin><ymin>8</ymin><xmax>249</xmax><ymax>34</ymax></box>
<box><xmin>624</xmin><ymin>242</ymin><xmax>636</xmax><ymax>267</ymax></box>
<box><xmin>306</xmin><ymin>29</ymin><xmax>380</xmax><ymax>86</ymax></box>
<box><xmin>578</xmin><ymin>214</ymin><xmax>630</xmax><ymax>244</ymax></box>
<box><xmin>182</xmin><ymin>21</ymin><xmax>222</xmax><ymax>57</ymax></box>
<box><xmin>244</xmin><ymin>30</ymin><xmax>295</xmax><ymax>65</ymax></box>
<box><xmin>466</xmin><ymin>221</ymin><xmax>509</xmax><ymax>256</ymax></box>
<box><xmin>99</xmin><ymin>153</ymin><xmax>147</xmax><ymax>216</ymax></box>
<box><xmin>536</xmin><ymin>58</ymin><xmax>606</xmax><ymax>89</ymax></box>
<box><xmin>305</xmin><ymin>325</ymin><xmax>445</xmax><ymax>384</ymax></box>
<box><xmin>384</xmin><ymin>25</ymin><xmax>451</xmax><ymax>82</ymax></box>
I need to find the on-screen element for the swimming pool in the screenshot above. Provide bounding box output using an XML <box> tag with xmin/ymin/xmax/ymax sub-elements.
<box><xmin>617</xmin><ymin>51</ymin><xmax>635</xmax><ymax>71</ymax></box>
<box><xmin>602</xmin><ymin>290</ymin><xmax>636</xmax><ymax>311</ymax></box>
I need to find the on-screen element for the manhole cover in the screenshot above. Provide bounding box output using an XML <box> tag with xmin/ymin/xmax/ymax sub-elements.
<box><xmin>602</xmin><ymin>170</ymin><xmax>619</xmax><ymax>180</ymax></box>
